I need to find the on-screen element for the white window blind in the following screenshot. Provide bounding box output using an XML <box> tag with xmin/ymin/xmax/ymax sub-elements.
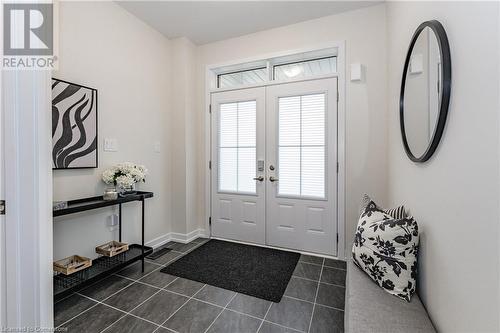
<box><xmin>278</xmin><ymin>94</ymin><xmax>325</xmax><ymax>198</ymax></box>
<box><xmin>218</xmin><ymin>101</ymin><xmax>257</xmax><ymax>193</ymax></box>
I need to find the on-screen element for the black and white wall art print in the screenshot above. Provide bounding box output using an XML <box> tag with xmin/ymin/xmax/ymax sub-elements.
<box><xmin>52</xmin><ymin>79</ymin><xmax>98</xmax><ymax>169</ymax></box>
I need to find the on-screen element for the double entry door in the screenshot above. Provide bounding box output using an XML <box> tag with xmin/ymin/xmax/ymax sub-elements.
<box><xmin>211</xmin><ymin>78</ymin><xmax>338</xmax><ymax>256</ymax></box>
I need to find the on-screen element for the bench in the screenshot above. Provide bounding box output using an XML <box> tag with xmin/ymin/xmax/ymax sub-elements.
<box><xmin>345</xmin><ymin>260</ymin><xmax>436</xmax><ymax>332</ymax></box>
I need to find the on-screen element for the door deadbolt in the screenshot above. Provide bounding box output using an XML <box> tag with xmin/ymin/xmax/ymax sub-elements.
<box><xmin>269</xmin><ymin>165</ymin><xmax>275</xmax><ymax>171</ymax></box>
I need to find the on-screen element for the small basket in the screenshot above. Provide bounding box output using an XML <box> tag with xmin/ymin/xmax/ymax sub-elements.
<box><xmin>96</xmin><ymin>241</ymin><xmax>129</xmax><ymax>257</ymax></box>
<box><xmin>53</xmin><ymin>255</ymin><xmax>92</xmax><ymax>275</ymax></box>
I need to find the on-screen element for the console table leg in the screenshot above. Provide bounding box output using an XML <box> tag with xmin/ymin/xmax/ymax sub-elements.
<box><xmin>141</xmin><ymin>197</ymin><xmax>145</xmax><ymax>273</ymax></box>
<box><xmin>119</xmin><ymin>203</ymin><xmax>122</xmax><ymax>242</ymax></box>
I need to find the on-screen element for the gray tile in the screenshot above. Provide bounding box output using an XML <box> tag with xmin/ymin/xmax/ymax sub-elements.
<box><xmin>104</xmin><ymin>315</ymin><xmax>158</xmax><ymax>333</ymax></box>
<box><xmin>104</xmin><ymin>282</ymin><xmax>159</xmax><ymax>312</ymax></box>
<box><xmin>139</xmin><ymin>271</ymin><xmax>177</xmax><ymax>288</ymax></box>
<box><xmin>163</xmin><ymin>242</ymin><xmax>184</xmax><ymax>250</ymax></box>
<box><xmin>265</xmin><ymin>297</ymin><xmax>313</xmax><ymax>332</ymax></box>
<box><xmin>131</xmin><ymin>290</ymin><xmax>188</xmax><ymax>324</ymax></box>
<box><xmin>309</xmin><ymin>305</ymin><xmax>344</xmax><ymax>333</ymax></box>
<box><xmin>192</xmin><ymin>237</ymin><xmax>209</xmax><ymax>244</ymax></box>
<box><xmin>60</xmin><ymin>304</ymin><xmax>122</xmax><ymax>333</ymax></box>
<box><xmin>154</xmin><ymin>252</ymin><xmax>182</xmax><ymax>265</ymax></box>
<box><xmin>299</xmin><ymin>254</ymin><xmax>324</xmax><ymax>265</ymax></box>
<box><xmin>207</xmin><ymin>309</ymin><xmax>261</xmax><ymax>333</ymax></box>
<box><xmin>293</xmin><ymin>262</ymin><xmax>322</xmax><ymax>281</ymax></box>
<box><xmin>163</xmin><ymin>299</ymin><xmax>222</xmax><ymax>333</ymax></box>
<box><xmin>156</xmin><ymin>328</ymin><xmax>177</xmax><ymax>333</ymax></box>
<box><xmin>194</xmin><ymin>285</ymin><xmax>237</xmax><ymax>306</ymax></box>
<box><xmin>54</xmin><ymin>294</ymin><xmax>97</xmax><ymax>327</ymax></box>
<box><xmin>258</xmin><ymin>322</ymin><xmax>296</xmax><ymax>333</ymax></box>
<box><xmin>117</xmin><ymin>261</ymin><xmax>159</xmax><ymax>280</ymax></box>
<box><xmin>315</xmin><ymin>283</ymin><xmax>345</xmax><ymax>310</ymax></box>
<box><xmin>173</xmin><ymin>242</ymin><xmax>201</xmax><ymax>253</ymax></box>
<box><xmin>79</xmin><ymin>275</ymin><xmax>132</xmax><ymax>301</ymax></box>
<box><xmin>227</xmin><ymin>294</ymin><xmax>272</xmax><ymax>319</ymax></box>
<box><xmin>165</xmin><ymin>277</ymin><xmax>205</xmax><ymax>297</ymax></box>
<box><xmin>320</xmin><ymin>267</ymin><xmax>346</xmax><ymax>286</ymax></box>
<box><xmin>324</xmin><ymin>259</ymin><xmax>346</xmax><ymax>270</ymax></box>
<box><xmin>284</xmin><ymin>277</ymin><xmax>318</xmax><ymax>302</ymax></box>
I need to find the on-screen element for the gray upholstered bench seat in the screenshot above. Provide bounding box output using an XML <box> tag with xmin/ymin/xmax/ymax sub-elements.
<box><xmin>345</xmin><ymin>260</ymin><xmax>436</xmax><ymax>333</ymax></box>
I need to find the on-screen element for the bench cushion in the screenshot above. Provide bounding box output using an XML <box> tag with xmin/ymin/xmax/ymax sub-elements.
<box><xmin>345</xmin><ymin>260</ymin><xmax>435</xmax><ymax>333</ymax></box>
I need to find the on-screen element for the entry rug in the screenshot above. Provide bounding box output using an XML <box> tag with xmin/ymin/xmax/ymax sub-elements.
<box><xmin>161</xmin><ymin>239</ymin><xmax>300</xmax><ymax>302</ymax></box>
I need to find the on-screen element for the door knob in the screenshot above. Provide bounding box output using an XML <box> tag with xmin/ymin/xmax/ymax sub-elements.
<box><xmin>253</xmin><ymin>176</ymin><xmax>264</xmax><ymax>182</ymax></box>
<box><xmin>269</xmin><ymin>176</ymin><xmax>279</xmax><ymax>182</ymax></box>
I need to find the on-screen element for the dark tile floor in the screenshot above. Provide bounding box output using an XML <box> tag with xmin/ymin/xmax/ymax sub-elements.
<box><xmin>55</xmin><ymin>238</ymin><xmax>346</xmax><ymax>333</ymax></box>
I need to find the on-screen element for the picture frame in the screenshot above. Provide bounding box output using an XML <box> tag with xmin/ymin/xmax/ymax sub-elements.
<box><xmin>52</xmin><ymin>78</ymin><xmax>98</xmax><ymax>169</ymax></box>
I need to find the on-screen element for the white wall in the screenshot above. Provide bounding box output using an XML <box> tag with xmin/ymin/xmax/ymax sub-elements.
<box><xmin>195</xmin><ymin>4</ymin><xmax>389</xmax><ymax>253</ymax></box>
<box><xmin>53</xmin><ymin>2</ymin><xmax>172</xmax><ymax>260</ymax></box>
<box><xmin>170</xmin><ymin>37</ymin><xmax>201</xmax><ymax>236</ymax></box>
<box><xmin>386</xmin><ymin>2</ymin><xmax>500</xmax><ymax>332</ymax></box>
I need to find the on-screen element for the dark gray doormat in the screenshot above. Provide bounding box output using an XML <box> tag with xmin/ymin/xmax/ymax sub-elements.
<box><xmin>161</xmin><ymin>239</ymin><xmax>300</xmax><ymax>302</ymax></box>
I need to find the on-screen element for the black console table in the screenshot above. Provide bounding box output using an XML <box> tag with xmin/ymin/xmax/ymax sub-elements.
<box><xmin>53</xmin><ymin>191</ymin><xmax>154</xmax><ymax>301</ymax></box>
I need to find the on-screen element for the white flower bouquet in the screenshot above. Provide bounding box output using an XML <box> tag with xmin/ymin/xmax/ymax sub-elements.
<box><xmin>102</xmin><ymin>162</ymin><xmax>147</xmax><ymax>195</ymax></box>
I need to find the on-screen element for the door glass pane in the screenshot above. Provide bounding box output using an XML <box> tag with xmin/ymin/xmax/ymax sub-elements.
<box><xmin>218</xmin><ymin>68</ymin><xmax>267</xmax><ymax>88</ymax></box>
<box><xmin>278</xmin><ymin>147</ymin><xmax>300</xmax><ymax>196</ymax></box>
<box><xmin>302</xmin><ymin>146</ymin><xmax>325</xmax><ymax>197</ymax></box>
<box><xmin>218</xmin><ymin>100</ymin><xmax>257</xmax><ymax>193</ymax></box>
<box><xmin>274</xmin><ymin>57</ymin><xmax>337</xmax><ymax>81</ymax></box>
<box><xmin>278</xmin><ymin>93</ymin><xmax>326</xmax><ymax>198</ymax></box>
<box><xmin>219</xmin><ymin>148</ymin><xmax>237</xmax><ymax>192</ymax></box>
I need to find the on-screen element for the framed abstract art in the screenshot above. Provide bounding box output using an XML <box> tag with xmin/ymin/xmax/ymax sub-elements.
<box><xmin>52</xmin><ymin>78</ymin><xmax>98</xmax><ymax>169</ymax></box>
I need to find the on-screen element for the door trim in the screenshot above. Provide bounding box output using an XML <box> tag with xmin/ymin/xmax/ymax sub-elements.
<box><xmin>3</xmin><ymin>70</ymin><xmax>53</xmax><ymax>327</ymax></box>
<box><xmin>204</xmin><ymin>42</ymin><xmax>346</xmax><ymax>259</ymax></box>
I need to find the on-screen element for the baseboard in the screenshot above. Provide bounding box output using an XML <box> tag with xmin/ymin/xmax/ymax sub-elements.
<box><xmin>145</xmin><ymin>229</ymin><xmax>207</xmax><ymax>249</ymax></box>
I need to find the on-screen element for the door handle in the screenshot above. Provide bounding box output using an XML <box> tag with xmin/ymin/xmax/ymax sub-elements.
<box><xmin>253</xmin><ymin>176</ymin><xmax>264</xmax><ymax>182</ymax></box>
<box><xmin>269</xmin><ymin>176</ymin><xmax>279</xmax><ymax>182</ymax></box>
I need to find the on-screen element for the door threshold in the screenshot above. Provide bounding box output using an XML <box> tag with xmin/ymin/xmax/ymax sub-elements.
<box><xmin>210</xmin><ymin>236</ymin><xmax>342</xmax><ymax>261</ymax></box>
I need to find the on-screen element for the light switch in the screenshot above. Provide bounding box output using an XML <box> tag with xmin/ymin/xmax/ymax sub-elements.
<box><xmin>154</xmin><ymin>141</ymin><xmax>161</xmax><ymax>153</ymax></box>
<box><xmin>104</xmin><ymin>138</ymin><xmax>118</xmax><ymax>152</ymax></box>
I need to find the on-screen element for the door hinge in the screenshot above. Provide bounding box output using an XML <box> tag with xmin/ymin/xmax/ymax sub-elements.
<box><xmin>336</xmin><ymin>233</ymin><xmax>339</xmax><ymax>243</ymax></box>
<box><xmin>337</xmin><ymin>90</ymin><xmax>339</xmax><ymax>102</ymax></box>
<box><xmin>209</xmin><ymin>104</ymin><xmax>212</xmax><ymax>114</ymax></box>
<box><xmin>336</xmin><ymin>162</ymin><xmax>339</xmax><ymax>173</ymax></box>
<box><xmin>209</xmin><ymin>217</ymin><xmax>212</xmax><ymax>226</ymax></box>
<box><xmin>209</xmin><ymin>160</ymin><xmax>212</xmax><ymax>170</ymax></box>
<box><xmin>0</xmin><ymin>200</ymin><xmax>5</xmax><ymax>215</ymax></box>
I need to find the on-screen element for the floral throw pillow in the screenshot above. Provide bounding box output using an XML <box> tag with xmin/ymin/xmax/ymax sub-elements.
<box><xmin>352</xmin><ymin>199</ymin><xmax>419</xmax><ymax>302</ymax></box>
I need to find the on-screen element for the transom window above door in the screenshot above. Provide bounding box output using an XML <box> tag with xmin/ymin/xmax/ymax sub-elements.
<box><xmin>213</xmin><ymin>47</ymin><xmax>338</xmax><ymax>89</ymax></box>
<box><xmin>278</xmin><ymin>93</ymin><xmax>326</xmax><ymax>198</ymax></box>
<box><xmin>218</xmin><ymin>100</ymin><xmax>257</xmax><ymax>194</ymax></box>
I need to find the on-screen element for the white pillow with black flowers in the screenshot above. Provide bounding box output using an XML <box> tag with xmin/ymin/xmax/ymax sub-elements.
<box><xmin>352</xmin><ymin>199</ymin><xmax>419</xmax><ymax>302</ymax></box>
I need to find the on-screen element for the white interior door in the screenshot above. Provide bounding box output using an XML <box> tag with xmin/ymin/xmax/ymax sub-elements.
<box><xmin>211</xmin><ymin>87</ymin><xmax>266</xmax><ymax>244</ymax></box>
<box><xmin>265</xmin><ymin>78</ymin><xmax>338</xmax><ymax>256</ymax></box>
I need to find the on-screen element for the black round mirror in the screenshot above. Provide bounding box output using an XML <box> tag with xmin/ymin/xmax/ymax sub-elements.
<box><xmin>400</xmin><ymin>20</ymin><xmax>451</xmax><ymax>163</ymax></box>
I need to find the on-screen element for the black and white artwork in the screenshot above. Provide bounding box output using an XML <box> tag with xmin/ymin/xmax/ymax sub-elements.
<box><xmin>52</xmin><ymin>79</ymin><xmax>98</xmax><ymax>169</ymax></box>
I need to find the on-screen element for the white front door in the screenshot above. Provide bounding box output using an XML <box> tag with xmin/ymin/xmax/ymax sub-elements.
<box><xmin>211</xmin><ymin>87</ymin><xmax>266</xmax><ymax>244</ymax></box>
<box><xmin>266</xmin><ymin>78</ymin><xmax>338</xmax><ymax>256</ymax></box>
<box><xmin>210</xmin><ymin>78</ymin><xmax>338</xmax><ymax>256</ymax></box>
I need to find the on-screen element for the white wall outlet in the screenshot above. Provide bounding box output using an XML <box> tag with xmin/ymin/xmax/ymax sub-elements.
<box><xmin>104</xmin><ymin>138</ymin><xmax>118</xmax><ymax>152</ymax></box>
<box><xmin>154</xmin><ymin>141</ymin><xmax>161</xmax><ymax>153</ymax></box>
<box><xmin>350</xmin><ymin>63</ymin><xmax>363</xmax><ymax>81</ymax></box>
<box><xmin>107</xmin><ymin>214</ymin><xmax>119</xmax><ymax>227</ymax></box>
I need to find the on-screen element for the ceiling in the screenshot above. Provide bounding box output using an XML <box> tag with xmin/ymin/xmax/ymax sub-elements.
<box><xmin>118</xmin><ymin>1</ymin><xmax>381</xmax><ymax>45</ymax></box>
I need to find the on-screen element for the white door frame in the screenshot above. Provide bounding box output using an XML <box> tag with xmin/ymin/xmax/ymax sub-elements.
<box><xmin>1</xmin><ymin>71</ymin><xmax>53</xmax><ymax>328</ymax></box>
<box><xmin>204</xmin><ymin>41</ymin><xmax>346</xmax><ymax>259</ymax></box>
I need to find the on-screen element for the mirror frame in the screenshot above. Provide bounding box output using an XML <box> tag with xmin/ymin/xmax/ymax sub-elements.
<box><xmin>400</xmin><ymin>20</ymin><xmax>451</xmax><ymax>163</ymax></box>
